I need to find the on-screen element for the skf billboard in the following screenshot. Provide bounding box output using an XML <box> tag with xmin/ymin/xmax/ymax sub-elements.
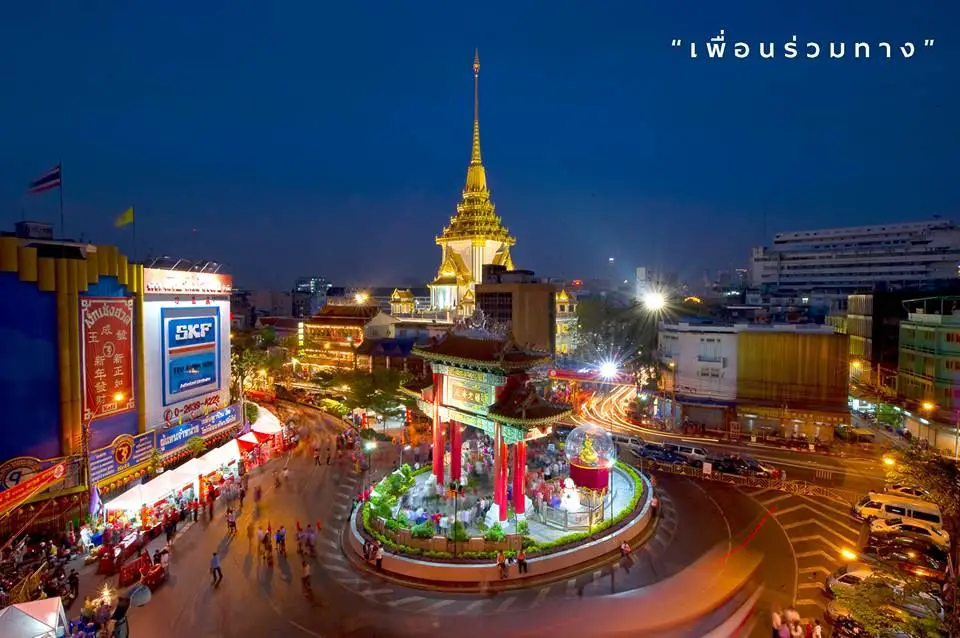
<box><xmin>142</xmin><ymin>268</ymin><xmax>232</xmax><ymax>431</ymax></box>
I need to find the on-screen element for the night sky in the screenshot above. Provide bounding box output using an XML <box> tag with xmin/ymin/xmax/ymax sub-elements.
<box><xmin>1</xmin><ymin>2</ymin><xmax>956</xmax><ymax>290</ymax></box>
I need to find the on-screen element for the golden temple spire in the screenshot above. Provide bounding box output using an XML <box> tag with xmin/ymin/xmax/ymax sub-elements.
<box><xmin>465</xmin><ymin>48</ymin><xmax>487</xmax><ymax>194</ymax></box>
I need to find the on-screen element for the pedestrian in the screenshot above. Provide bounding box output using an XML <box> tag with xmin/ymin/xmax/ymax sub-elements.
<box><xmin>301</xmin><ymin>560</ymin><xmax>312</xmax><ymax>596</ymax></box>
<box><xmin>496</xmin><ymin>550</ymin><xmax>508</xmax><ymax>579</ymax></box>
<box><xmin>67</xmin><ymin>569</ymin><xmax>79</xmax><ymax>598</ymax></box>
<box><xmin>239</xmin><ymin>486</ymin><xmax>246</xmax><ymax>508</ymax></box>
<box><xmin>811</xmin><ymin>620</ymin><xmax>821</xmax><ymax>638</ymax></box>
<box><xmin>160</xmin><ymin>547</ymin><xmax>171</xmax><ymax>577</ymax></box>
<box><xmin>153</xmin><ymin>549</ymin><xmax>162</xmax><ymax>565</ymax></box>
<box><xmin>313</xmin><ymin>450</ymin><xmax>321</xmax><ymax>466</ymax></box>
<box><xmin>516</xmin><ymin>549</ymin><xmax>528</xmax><ymax>574</ymax></box>
<box><xmin>325</xmin><ymin>450</ymin><xmax>331</xmax><ymax>465</ymax></box>
<box><xmin>375</xmin><ymin>542</ymin><xmax>384</xmax><ymax>570</ymax></box>
<box><xmin>651</xmin><ymin>495</ymin><xmax>659</xmax><ymax>517</ymax></box>
<box><xmin>210</xmin><ymin>552</ymin><xmax>223</xmax><ymax>585</ymax></box>
<box><xmin>191</xmin><ymin>499</ymin><xmax>199</xmax><ymax>522</ymax></box>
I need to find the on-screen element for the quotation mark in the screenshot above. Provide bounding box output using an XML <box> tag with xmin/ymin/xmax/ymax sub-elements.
<box><xmin>924</xmin><ymin>39</ymin><xmax>935</xmax><ymax>47</ymax></box>
<box><xmin>671</xmin><ymin>39</ymin><xmax>682</xmax><ymax>47</ymax></box>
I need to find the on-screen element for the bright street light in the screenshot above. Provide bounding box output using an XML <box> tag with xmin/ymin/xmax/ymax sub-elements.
<box><xmin>643</xmin><ymin>291</ymin><xmax>666</xmax><ymax>312</ymax></box>
<box><xmin>840</xmin><ymin>548</ymin><xmax>858</xmax><ymax>561</ymax></box>
<box><xmin>882</xmin><ymin>455</ymin><xmax>896</xmax><ymax>467</ymax></box>
<box><xmin>363</xmin><ymin>441</ymin><xmax>376</xmax><ymax>452</ymax></box>
<box><xmin>921</xmin><ymin>401</ymin><xmax>935</xmax><ymax>412</ymax></box>
<box><xmin>598</xmin><ymin>361</ymin><xmax>619</xmax><ymax>379</ymax></box>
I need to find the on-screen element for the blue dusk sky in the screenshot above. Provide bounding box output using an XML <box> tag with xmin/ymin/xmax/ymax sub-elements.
<box><xmin>0</xmin><ymin>1</ymin><xmax>956</xmax><ymax>289</ymax></box>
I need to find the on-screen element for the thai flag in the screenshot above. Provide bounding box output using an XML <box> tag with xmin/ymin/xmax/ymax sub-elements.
<box><xmin>27</xmin><ymin>164</ymin><xmax>62</xmax><ymax>194</ymax></box>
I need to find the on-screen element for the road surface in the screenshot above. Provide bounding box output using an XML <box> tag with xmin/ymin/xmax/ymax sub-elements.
<box><xmin>73</xmin><ymin>404</ymin><xmax>793</xmax><ymax>637</ymax></box>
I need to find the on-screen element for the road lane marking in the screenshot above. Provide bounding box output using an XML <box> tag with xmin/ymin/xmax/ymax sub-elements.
<box><xmin>359</xmin><ymin>588</ymin><xmax>393</xmax><ymax>597</ymax></box>
<box><xmin>786</xmin><ymin>520</ymin><xmax>858</xmax><ymax>547</ymax></box>
<box><xmin>798</xmin><ymin>566</ymin><xmax>831</xmax><ymax>576</ymax></box>
<box><xmin>423</xmin><ymin>599</ymin><xmax>456</xmax><ymax>612</ymax></box>
<box><xmin>531</xmin><ymin>587</ymin><xmax>551</xmax><ymax>607</ymax></box>
<box><xmin>388</xmin><ymin>596</ymin><xmax>425</xmax><ymax>607</ymax></box>
<box><xmin>795</xmin><ymin>598</ymin><xmax>826</xmax><ymax>610</ymax></box>
<box><xmin>758</xmin><ymin>493</ymin><xmax>793</xmax><ymax>507</ymax></box>
<box><xmin>798</xmin><ymin>582</ymin><xmax>825</xmax><ymax>591</ymax></box>
<box><xmin>796</xmin><ymin>550</ymin><xmax>836</xmax><ymax>562</ymax></box>
<box><xmin>496</xmin><ymin>596</ymin><xmax>518</xmax><ymax>612</ymax></box>
<box><xmin>456</xmin><ymin>600</ymin><xmax>486</xmax><ymax>615</ymax></box>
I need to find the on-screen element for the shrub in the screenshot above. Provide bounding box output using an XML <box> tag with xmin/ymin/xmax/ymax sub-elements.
<box><xmin>411</xmin><ymin>522</ymin><xmax>435</xmax><ymax>539</ymax></box>
<box><xmin>484</xmin><ymin>522</ymin><xmax>506</xmax><ymax>542</ymax></box>
<box><xmin>515</xmin><ymin>520</ymin><xmax>529</xmax><ymax>535</ymax></box>
<box><xmin>448</xmin><ymin>521</ymin><xmax>469</xmax><ymax>542</ymax></box>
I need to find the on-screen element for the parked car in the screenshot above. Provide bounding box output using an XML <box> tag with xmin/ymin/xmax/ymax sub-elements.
<box><xmin>870</xmin><ymin>542</ymin><xmax>949</xmax><ymax>583</ymax></box>
<box><xmin>632</xmin><ymin>443</ymin><xmax>684</xmax><ymax>465</ymax></box>
<box><xmin>825</xmin><ymin>562</ymin><xmax>885</xmax><ymax>598</ymax></box>
<box><xmin>870</xmin><ymin>518</ymin><xmax>950</xmax><ymax>549</ymax></box>
<box><xmin>660</xmin><ymin>443</ymin><xmax>708</xmax><ymax>463</ymax></box>
<box><xmin>853</xmin><ymin>493</ymin><xmax>943</xmax><ymax>527</ymax></box>
<box><xmin>882</xmin><ymin>484</ymin><xmax>932</xmax><ymax>501</ymax></box>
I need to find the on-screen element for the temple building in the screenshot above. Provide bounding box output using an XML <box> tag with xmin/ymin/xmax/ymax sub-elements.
<box><xmin>429</xmin><ymin>50</ymin><xmax>515</xmax><ymax>313</ymax></box>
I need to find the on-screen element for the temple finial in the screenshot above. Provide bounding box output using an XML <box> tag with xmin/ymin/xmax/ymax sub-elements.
<box><xmin>470</xmin><ymin>49</ymin><xmax>482</xmax><ymax>167</ymax></box>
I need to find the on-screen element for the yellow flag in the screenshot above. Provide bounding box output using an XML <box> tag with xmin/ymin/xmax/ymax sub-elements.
<box><xmin>114</xmin><ymin>207</ymin><xmax>134</xmax><ymax>228</ymax></box>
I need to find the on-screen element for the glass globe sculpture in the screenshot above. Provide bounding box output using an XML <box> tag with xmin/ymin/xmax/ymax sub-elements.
<box><xmin>564</xmin><ymin>423</ymin><xmax>616</xmax><ymax>469</ymax></box>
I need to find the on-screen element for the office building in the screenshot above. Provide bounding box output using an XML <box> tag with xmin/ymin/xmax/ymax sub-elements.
<box><xmin>475</xmin><ymin>266</ymin><xmax>555</xmax><ymax>353</ymax></box>
<box><xmin>750</xmin><ymin>220</ymin><xmax>960</xmax><ymax>304</ymax></box>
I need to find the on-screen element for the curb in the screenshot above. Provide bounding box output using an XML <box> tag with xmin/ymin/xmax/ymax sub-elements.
<box><xmin>338</xmin><ymin>503</ymin><xmax>661</xmax><ymax>594</ymax></box>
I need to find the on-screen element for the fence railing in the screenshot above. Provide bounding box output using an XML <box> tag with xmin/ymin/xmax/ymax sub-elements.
<box><xmin>537</xmin><ymin>489</ymin><xmax>616</xmax><ymax>531</ymax></box>
<box><xmin>6</xmin><ymin>560</ymin><xmax>47</xmax><ymax>605</ymax></box>
<box><xmin>640</xmin><ymin>460</ymin><xmax>859</xmax><ymax>505</ymax></box>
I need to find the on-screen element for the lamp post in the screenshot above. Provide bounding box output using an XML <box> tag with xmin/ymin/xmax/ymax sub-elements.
<box><xmin>362</xmin><ymin>440</ymin><xmax>376</xmax><ymax>498</ymax></box>
<box><xmin>668</xmin><ymin>361</ymin><xmax>678</xmax><ymax>429</ymax></box>
<box><xmin>83</xmin><ymin>392</ymin><xmax>126</xmax><ymax>489</ymax></box>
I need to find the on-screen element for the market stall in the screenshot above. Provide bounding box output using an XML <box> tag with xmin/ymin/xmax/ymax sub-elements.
<box><xmin>193</xmin><ymin>440</ymin><xmax>241</xmax><ymax>501</ymax></box>
<box><xmin>0</xmin><ymin>597</ymin><xmax>69</xmax><ymax>638</ymax></box>
<box><xmin>251</xmin><ymin>407</ymin><xmax>285</xmax><ymax>461</ymax></box>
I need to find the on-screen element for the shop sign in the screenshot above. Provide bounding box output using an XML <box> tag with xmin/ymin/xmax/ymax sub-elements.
<box><xmin>90</xmin><ymin>432</ymin><xmax>156</xmax><ymax>484</ymax></box>
<box><xmin>0</xmin><ymin>456</ymin><xmax>82</xmax><ymax>495</ymax></box>
<box><xmin>144</xmin><ymin>269</ymin><xmax>232</xmax><ymax>296</ymax></box>
<box><xmin>80</xmin><ymin>298</ymin><xmax>136</xmax><ymax>421</ymax></box>
<box><xmin>0</xmin><ymin>463</ymin><xmax>67</xmax><ymax>516</ymax></box>
<box><xmin>444</xmin><ymin>378</ymin><xmax>494</xmax><ymax>415</ymax></box>
<box><xmin>158</xmin><ymin>404</ymin><xmax>239</xmax><ymax>454</ymax></box>
<box><xmin>433</xmin><ymin>364</ymin><xmax>504</xmax><ymax>386</ymax></box>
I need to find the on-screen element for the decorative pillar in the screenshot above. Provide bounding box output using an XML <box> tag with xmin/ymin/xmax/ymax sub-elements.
<box><xmin>512</xmin><ymin>440</ymin><xmax>526</xmax><ymax>518</ymax></box>
<box><xmin>499</xmin><ymin>437</ymin><xmax>509</xmax><ymax>522</ymax></box>
<box><xmin>493</xmin><ymin>423</ymin><xmax>504</xmax><ymax>516</ymax></box>
<box><xmin>450</xmin><ymin>421</ymin><xmax>462</xmax><ymax>485</ymax></box>
<box><xmin>432</xmin><ymin>372</ymin><xmax>445</xmax><ymax>485</ymax></box>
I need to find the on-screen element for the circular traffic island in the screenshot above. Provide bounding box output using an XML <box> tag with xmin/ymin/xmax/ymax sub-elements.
<box><xmin>346</xmin><ymin>456</ymin><xmax>655</xmax><ymax>587</ymax></box>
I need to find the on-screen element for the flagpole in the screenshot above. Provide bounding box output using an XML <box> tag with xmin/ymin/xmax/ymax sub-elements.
<box><xmin>58</xmin><ymin>160</ymin><xmax>64</xmax><ymax>238</ymax></box>
<box><xmin>133</xmin><ymin>206</ymin><xmax>137</xmax><ymax>261</ymax></box>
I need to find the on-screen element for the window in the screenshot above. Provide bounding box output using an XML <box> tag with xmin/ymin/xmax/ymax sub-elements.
<box><xmin>885</xmin><ymin>506</ymin><xmax>907</xmax><ymax>516</ymax></box>
<box><xmin>911</xmin><ymin>511</ymin><xmax>941</xmax><ymax>524</ymax></box>
<box><xmin>838</xmin><ymin>575</ymin><xmax>863</xmax><ymax>585</ymax></box>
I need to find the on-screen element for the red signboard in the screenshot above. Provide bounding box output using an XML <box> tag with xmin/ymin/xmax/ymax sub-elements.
<box><xmin>81</xmin><ymin>298</ymin><xmax>136</xmax><ymax>422</ymax></box>
<box><xmin>0</xmin><ymin>462</ymin><xmax>66</xmax><ymax>516</ymax></box>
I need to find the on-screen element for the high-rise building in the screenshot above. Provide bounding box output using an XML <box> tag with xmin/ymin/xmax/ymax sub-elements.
<box><xmin>292</xmin><ymin>276</ymin><xmax>331</xmax><ymax>317</ymax></box>
<box><xmin>475</xmin><ymin>266</ymin><xmax>555</xmax><ymax>353</ymax></box>
<box><xmin>750</xmin><ymin>220</ymin><xmax>960</xmax><ymax>303</ymax></box>
<box><xmin>428</xmin><ymin>51</ymin><xmax>515</xmax><ymax>313</ymax></box>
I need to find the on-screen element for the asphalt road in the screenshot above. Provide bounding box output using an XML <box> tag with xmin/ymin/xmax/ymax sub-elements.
<box><xmin>69</xmin><ymin>404</ymin><xmax>795</xmax><ymax>638</ymax></box>
<box><xmin>583</xmin><ymin>386</ymin><xmax>887</xmax><ymax>498</ymax></box>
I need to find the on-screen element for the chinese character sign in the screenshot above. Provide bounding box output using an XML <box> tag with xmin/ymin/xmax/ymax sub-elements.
<box><xmin>81</xmin><ymin>298</ymin><xmax>135</xmax><ymax>422</ymax></box>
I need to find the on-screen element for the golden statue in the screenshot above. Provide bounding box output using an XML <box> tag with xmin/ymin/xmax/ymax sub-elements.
<box><xmin>580</xmin><ymin>435</ymin><xmax>599</xmax><ymax>466</ymax></box>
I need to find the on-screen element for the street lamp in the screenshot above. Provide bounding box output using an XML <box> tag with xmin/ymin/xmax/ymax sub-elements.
<box><xmin>598</xmin><ymin>360</ymin><xmax>619</xmax><ymax>380</ymax></box>
<box><xmin>82</xmin><ymin>392</ymin><xmax>127</xmax><ymax>489</ymax></box>
<box><xmin>643</xmin><ymin>291</ymin><xmax>667</xmax><ymax>312</ymax></box>
<box><xmin>840</xmin><ymin>547</ymin><xmax>858</xmax><ymax>562</ymax></box>
<box><xmin>362</xmin><ymin>440</ymin><xmax>376</xmax><ymax>497</ymax></box>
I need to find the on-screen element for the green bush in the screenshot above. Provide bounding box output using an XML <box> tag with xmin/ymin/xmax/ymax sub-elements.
<box><xmin>411</xmin><ymin>522</ymin><xmax>435</xmax><ymax>539</ymax></box>
<box><xmin>448</xmin><ymin>521</ymin><xmax>469</xmax><ymax>542</ymax></box>
<box><xmin>515</xmin><ymin>520</ymin><xmax>529</xmax><ymax>535</ymax></box>
<box><xmin>244</xmin><ymin>402</ymin><xmax>259</xmax><ymax>425</ymax></box>
<box><xmin>484</xmin><ymin>522</ymin><xmax>506</xmax><ymax>542</ymax></box>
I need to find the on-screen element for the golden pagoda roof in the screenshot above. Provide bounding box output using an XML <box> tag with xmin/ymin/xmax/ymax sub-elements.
<box><xmin>557</xmin><ymin>289</ymin><xmax>570</xmax><ymax>302</ymax></box>
<box><xmin>436</xmin><ymin>50</ymin><xmax>516</xmax><ymax>247</ymax></box>
<box><xmin>390</xmin><ymin>288</ymin><xmax>415</xmax><ymax>300</ymax></box>
<box><xmin>430</xmin><ymin>250</ymin><xmax>472</xmax><ymax>287</ymax></box>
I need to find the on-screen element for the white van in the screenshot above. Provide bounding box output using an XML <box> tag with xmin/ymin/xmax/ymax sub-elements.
<box><xmin>611</xmin><ymin>433</ymin><xmax>643</xmax><ymax>451</ymax></box>
<box><xmin>853</xmin><ymin>493</ymin><xmax>943</xmax><ymax>527</ymax></box>
<box><xmin>662</xmin><ymin>443</ymin><xmax>708</xmax><ymax>463</ymax></box>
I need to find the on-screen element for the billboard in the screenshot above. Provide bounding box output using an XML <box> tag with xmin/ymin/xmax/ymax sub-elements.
<box><xmin>164</xmin><ymin>313</ymin><xmax>219</xmax><ymax>402</ymax></box>
<box><xmin>142</xmin><ymin>268</ymin><xmax>232</xmax><ymax>430</ymax></box>
<box><xmin>80</xmin><ymin>298</ymin><xmax>136</xmax><ymax>422</ymax></box>
<box><xmin>157</xmin><ymin>404</ymin><xmax>240</xmax><ymax>455</ymax></box>
<box><xmin>89</xmin><ymin>432</ymin><xmax>156</xmax><ymax>484</ymax></box>
<box><xmin>0</xmin><ymin>462</ymin><xmax>67</xmax><ymax>517</ymax></box>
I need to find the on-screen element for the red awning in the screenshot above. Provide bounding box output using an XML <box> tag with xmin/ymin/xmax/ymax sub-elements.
<box><xmin>237</xmin><ymin>432</ymin><xmax>260</xmax><ymax>452</ymax></box>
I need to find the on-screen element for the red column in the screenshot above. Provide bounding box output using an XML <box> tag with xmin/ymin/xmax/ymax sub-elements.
<box><xmin>450</xmin><ymin>422</ymin><xmax>462</xmax><ymax>484</ymax></box>
<box><xmin>432</xmin><ymin>372</ymin><xmax>445</xmax><ymax>485</ymax></box>
<box><xmin>499</xmin><ymin>438</ymin><xmax>509</xmax><ymax>522</ymax></box>
<box><xmin>512</xmin><ymin>440</ymin><xmax>526</xmax><ymax>517</ymax></box>
<box><xmin>493</xmin><ymin>424</ymin><xmax>503</xmax><ymax>514</ymax></box>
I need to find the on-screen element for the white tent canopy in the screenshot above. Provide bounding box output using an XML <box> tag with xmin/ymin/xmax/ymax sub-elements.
<box><xmin>0</xmin><ymin>597</ymin><xmax>68</xmax><ymax>638</ymax></box>
<box><xmin>104</xmin><ymin>467</ymin><xmax>189</xmax><ymax>513</ymax></box>
<box><xmin>205</xmin><ymin>439</ymin><xmax>241</xmax><ymax>467</ymax></box>
<box><xmin>251</xmin><ymin>405</ymin><xmax>283</xmax><ymax>435</ymax></box>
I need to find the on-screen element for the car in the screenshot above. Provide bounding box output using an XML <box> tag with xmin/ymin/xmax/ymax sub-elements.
<box><xmin>870</xmin><ymin>518</ymin><xmax>951</xmax><ymax>549</ymax></box>
<box><xmin>882</xmin><ymin>484</ymin><xmax>932</xmax><ymax>501</ymax></box>
<box><xmin>872</xmin><ymin>544</ymin><xmax>949</xmax><ymax>583</ymax></box>
<box><xmin>825</xmin><ymin>562</ymin><xmax>885</xmax><ymax>597</ymax></box>
<box><xmin>633</xmin><ymin>443</ymin><xmax>684</xmax><ymax>465</ymax></box>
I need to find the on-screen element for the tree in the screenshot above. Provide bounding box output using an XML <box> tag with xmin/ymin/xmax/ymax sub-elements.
<box><xmin>326</xmin><ymin>368</ymin><xmax>410</xmax><ymax>420</ymax></box>
<box><xmin>887</xmin><ymin>445</ymin><xmax>960</xmax><ymax>540</ymax></box>
<box><xmin>186</xmin><ymin>436</ymin><xmax>207</xmax><ymax>458</ymax></box>
<box><xmin>231</xmin><ymin>348</ymin><xmax>267</xmax><ymax>402</ymax></box>
<box><xmin>832</xmin><ymin>572</ymin><xmax>945</xmax><ymax>637</ymax></box>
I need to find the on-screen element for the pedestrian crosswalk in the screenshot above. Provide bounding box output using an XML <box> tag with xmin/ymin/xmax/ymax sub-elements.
<box><xmin>739</xmin><ymin>486</ymin><xmax>863</xmax><ymax>623</ymax></box>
